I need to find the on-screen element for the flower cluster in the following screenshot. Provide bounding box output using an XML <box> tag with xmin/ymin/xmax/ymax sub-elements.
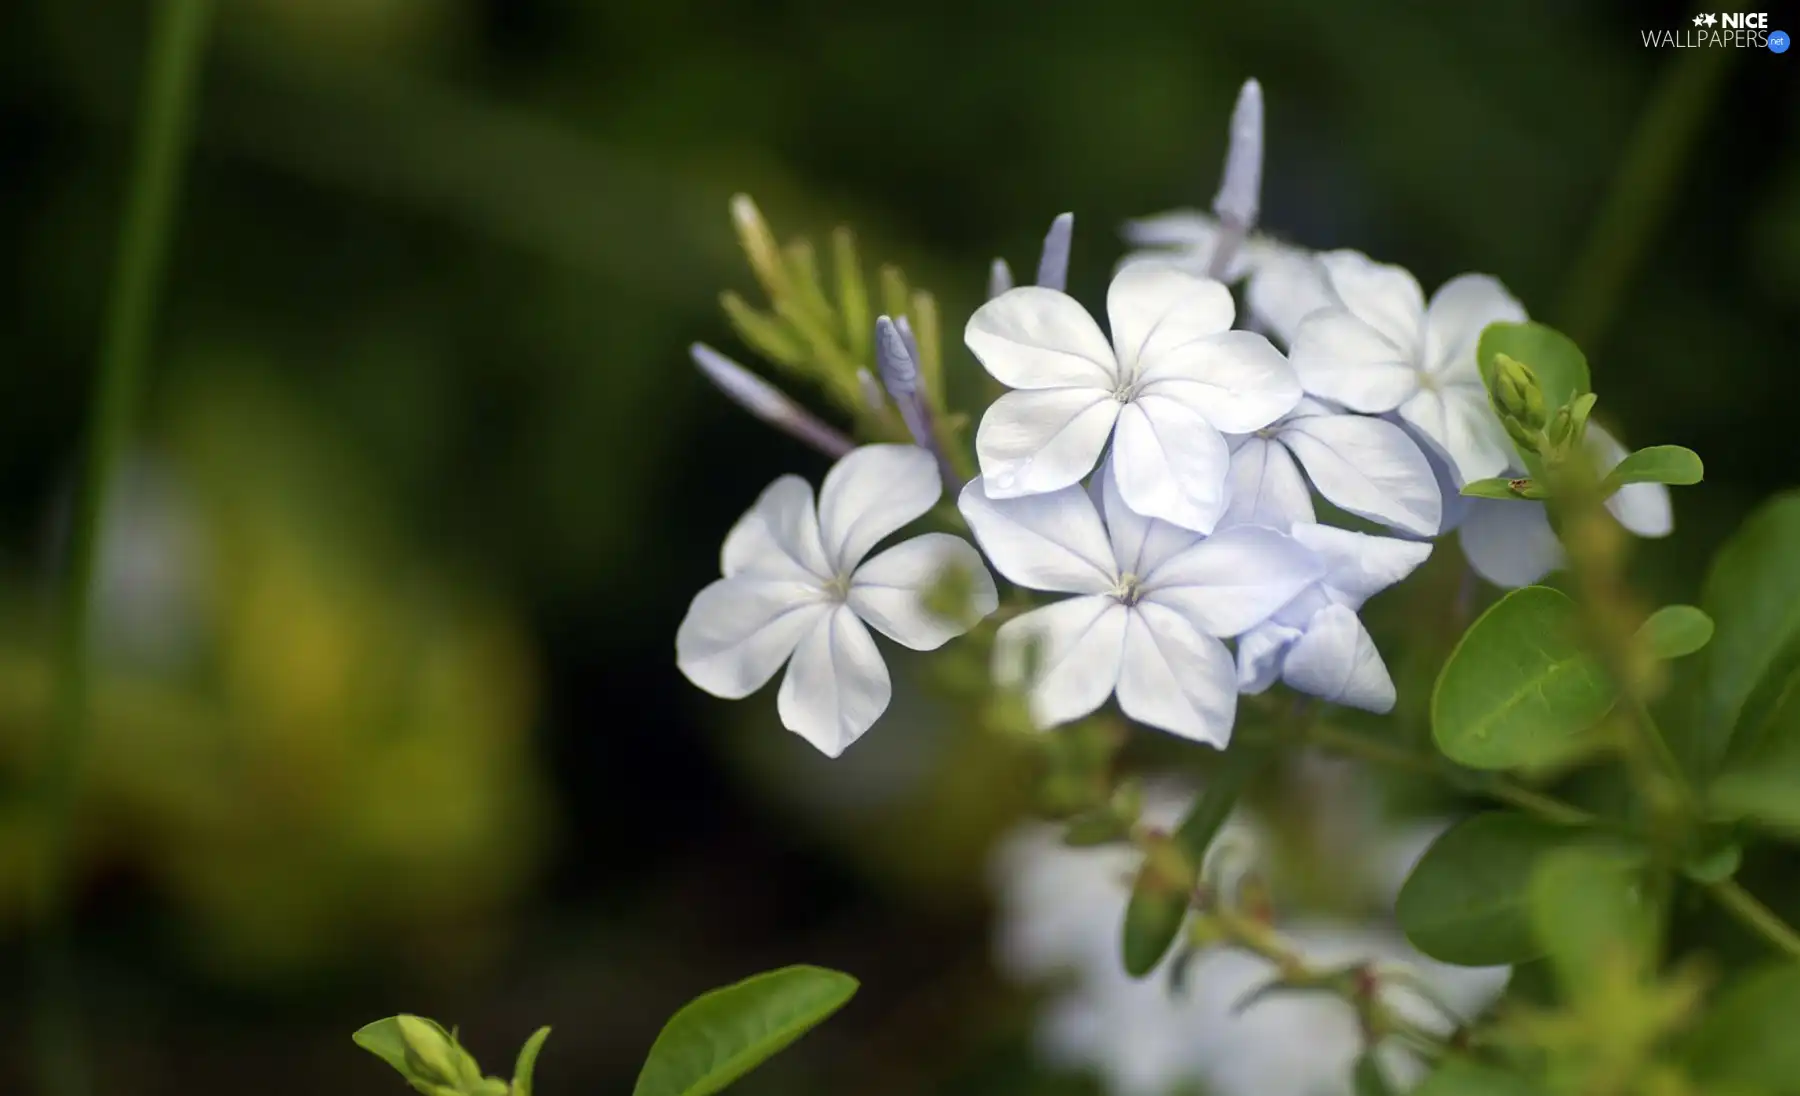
<box><xmin>674</xmin><ymin>76</ymin><xmax>1676</xmax><ymax>757</ymax></box>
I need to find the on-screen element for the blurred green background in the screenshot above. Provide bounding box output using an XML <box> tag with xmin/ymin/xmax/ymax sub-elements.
<box><xmin>1</xmin><ymin>0</ymin><xmax>1796</xmax><ymax>1092</ymax></box>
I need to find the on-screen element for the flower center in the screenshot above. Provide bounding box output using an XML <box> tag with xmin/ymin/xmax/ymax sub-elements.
<box><xmin>1112</xmin><ymin>572</ymin><xmax>1144</xmax><ymax>607</ymax></box>
<box><xmin>822</xmin><ymin>573</ymin><xmax>852</xmax><ymax>602</ymax></box>
<box><xmin>1110</xmin><ymin>377</ymin><xmax>1141</xmax><ymax>404</ymax></box>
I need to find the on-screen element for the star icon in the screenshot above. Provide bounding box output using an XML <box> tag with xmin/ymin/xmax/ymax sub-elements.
<box><xmin>1703</xmin><ymin>12</ymin><xmax>1718</xmax><ymax>25</ymax></box>
<box><xmin>1693</xmin><ymin>13</ymin><xmax>1706</xmax><ymax>24</ymax></box>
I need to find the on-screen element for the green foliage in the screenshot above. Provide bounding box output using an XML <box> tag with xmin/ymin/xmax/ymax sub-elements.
<box><xmin>1681</xmin><ymin>965</ymin><xmax>1800</xmax><ymax>1094</ymax></box>
<box><xmin>511</xmin><ymin>1028</ymin><xmax>551</xmax><ymax>1096</ymax></box>
<box><xmin>1351</xmin><ymin>1051</ymin><xmax>1397</xmax><ymax>1096</ymax></box>
<box><xmin>1638</xmin><ymin>605</ymin><xmax>1714</xmax><ymax>661</ymax></box>
<box><xmin>632</xmin><ymin>966</ymin><xmax>859</xmax><ymax>1096</ymax></box>
<box><xmin>1396</xmin><ymin>812</ymin><xmax>1592</xmax><ymax>967</ymax></box>
<box><xmin>353</xmin><ymin>1015</ymin><xmax>495</xmax><ymax>1096</ymax></box>
<box><xmin>1461</xmin><ymin>477</ymin><xmax>1546</xmax><ymax>501</ymax></box>
<box><xmin>1412</xmin><ymin>1060</ymin><xmax>1550</xmax><ymax>1096</ymax></box>
<box><xmin>1527</xmin><ymin>847</ymin><xmax>1655</xmax><ymax>992</ymax></box>
<box><xmin>1432</xmin><ymin>586</ymin><xmax>1616</xmax><ymax>771</ymax></box>
<box><xmin>1120</xmin><ymin>746</ymin><xmax>1269</xmax><ymax>976</ymax></box>
<box><xmin>1602</xmin><ymin>445</ymin><xmax>1704</xmax><ymax>490</ymax></box>
<box><xmin>1695</xmin><ymin>492</ymin><xmax>1800</xmax><ymax>775</ymax></box>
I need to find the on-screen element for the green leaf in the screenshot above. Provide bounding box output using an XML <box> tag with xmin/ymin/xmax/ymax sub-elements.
<box><xmin>1352</xmin><ymin>1051</ymin><xmax>1396</xmax><ymax>1096</ymax></box>
<box><xmin>352</xmin><ymin>1017</ymin><xmax>415</xmax><ymax>1075</ymax></box>
<box><xmin>1697</xmin><ymin>492</ymin><xmax>1800</xmax><ymax>774</ymax></box>
<box><xmin>632</xmin><ymin>966</ymin><xmax>858</xmax><ymax>1096</ymax></box>
<box><xmin>1602</xmin><ymin>444</ymin><xmax>1704</xmax><ymax>490</ymax></box>
<box><xmin>1432</xmin><ymin>586</ymin><xmax>1616</xmax><ymax>771</ymax></box>
<box><xmin>1120</xmin><ymin>745</ymin><xmax>1270</xmax><ymax>977</ymax></box>
<box><xmin>512</xmin><ymin>1027</ymin><xmax>551</xmax><ymax>1096</ymax></box>
<box><xmin>1412</xmin><ymin>1060</ymin><xmax>1550</xmax><ymax>1096</ymax></box>
<box><xmin>1527</xmin><ymin>846</ymin><xmax>1654</xmax><ymax>992</ymax></box>
<box><xmin>1710</xmin><ymin>765</ymin><xmax>1800</xmax><ymax>837</ymax></box>
<box><xmin>1682</xmin><ymin>965</ymin><xmax>1800</xmax><ymax>1094</ymax></box>
<box><xmin>1396</xmin><ymin>812</ymin><xmax>1587</xmax><ymax>966</ymax></box>
<box><xmin>1637</xmin><ymin>605</ymin><xmax>1714</xmax><ymax>660</ymax></box>
<box><xmin>1460</xmin><ymin>477</ymin><xmax>1541</xmax><ymax>500</ymax></box>
<box><xmin>1477</xmin><ymin>322</ymin><xmax>1590</xmax><ymax>417</ymax></box>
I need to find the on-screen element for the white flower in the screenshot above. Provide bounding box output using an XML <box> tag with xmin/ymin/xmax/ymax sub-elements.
<box><xmin>1120</xmin><ymin>211</ymin><xmax>1333</xmax><ymax>346</ymax></box>
<box><xmin>676</xmin><ymin>445</ymin><xmax>998</xmax><ymax>757</ymax></box>
<box><xmin>965</xmin><ymin>262</ymin><xmax>1302</xmax><ymax>533</ymax></box>
<box><xmin>1456</xmin><ymin>424</ymin><xmax>1674</xmax><ymax>588</ymax></box>
<box><xmin>958</xmin><ymin>467</ymin><xmax>1320</xmax><ymax>744</ymax></box>
<box><xmin>1222</xmin><ymin>397</ymin><xmax>1443</xmax><ymax>536</ymax></box>
<box><xmin>1237</xmin><ymin>524</ymin><xmax>1432</xmax><ymax>712</ymax></box>
<box><xmin>1290</xmin><ymin>252</ymin><xmax>1527</xmax><ymax>487</ymax></box>
<box><xmin>992</xmin><ymin>788</ymin><xmax>1511</xmax><ymax>1096</ymax></box>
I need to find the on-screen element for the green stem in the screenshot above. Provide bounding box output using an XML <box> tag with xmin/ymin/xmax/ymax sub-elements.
<box><xmin>1557</xmin><ymin>42</ymin><xmax>1732</xmax><ymax>354</ymax></box>
<box><xmin>32</xmin><ymin>2</ymin><xmax>213</xmax><ymax>1092</ymax></box>
<box><xmin>1301</xmin><ymin>722</ymin><xmax>1596</xmax><ymax>828</ymax></box>
<box><xmin>1706</xmin><ymin>879</ymin><xmax>1800</xmax><ymax>962</ymax></box>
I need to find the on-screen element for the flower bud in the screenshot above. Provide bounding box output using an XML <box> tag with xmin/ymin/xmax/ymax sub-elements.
<box><xmin>1493</xmin><ymin>354</ymin><xmax>1548</xmax><ymax>432</ymax></box>
<box><xmin>730</xmin><ymin>194</ymin><xmax>789</xmax><ymax>299</ymax></box>
<box><xmin>1546</xmin><ymin>404</ymin><xmax>1576</xmax><ymax>448</ymax></box>
<box><xmin>397</xmin><ymin>1016</ymin><xmax>467</xmax><ymax>1088</ymax></box>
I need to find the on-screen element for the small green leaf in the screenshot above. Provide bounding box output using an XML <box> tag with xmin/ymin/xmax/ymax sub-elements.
<box><xmin>352</xmin><ymin>1017</ymin><xmax>415</xmax><ymax>1075</ymax></box>
<box><xmin>1396</xmin><ymin>812</ymin><xmax>1588</xmax><ymax>966</ymax></box>
<box><xmin>1478</xmin><ymin>322</ymin><xmax>1590</xmax><ymax>421</ymax></box>
<box><xmin>1432</xmin><ymin>586</ymin><xmax>1616</xmax><ymax>771</ymax></box>
<box><xmin>1412</xmin><ymin>1060</ymin><xmax>1550</xmax><ymax>1096</ymax></box>
<box><xmin>1693</xmin><ymin>491</ymin><xmax>1800</xmax><ymax>775</ymax></box>
<box><xmin>1527</xmin><ymin>846</ymin><xmax>1654</xmax><ymax>991</ymax></box>
<box><xmin>1602</xmin><ymin>444</ymin><xmax>1704</xmax><ymax>490</ymax></box>
<box><xmin>511</xmin><ymin>1027</ymin><xmax>551</xmax><ymax>1096</ymax></box>
<box><xmin>1710</xmin><ymin>764</ymin><xmax>1800</xmax><ymax>838</ymax></box>
<box><xmin>1120</xmin><ymin>745</ymin><xmax>1271</xmax><ymax>977</ymax></box>
<box><xmin>1460</xmin><ymin>477</ymin><xmax>1537</xmax><ymax>500</ymax></box>
<box><xmin>1682</xmin><ymin>965</ymin><xmax>1800</xmax><ymax>1093</ymax></box>
<box><xmin>632</xmin><ymin>966</ymin><xmax>858</xmax><ymax>1096</ymax></box>
<box><xmin>1682</xmin><ymin>840</ymin><xmax>1741</xmax><ymax>884</ymax></box>
<box><xmin>1352</xmin><ymin>1051</ymin><xmax>1396</xmax><ymax>1096</ymax></box>
<box><xmin>1637</xmin><ymin>605</ymin><xmax>1714</xmax><ymax>660</ymax></box>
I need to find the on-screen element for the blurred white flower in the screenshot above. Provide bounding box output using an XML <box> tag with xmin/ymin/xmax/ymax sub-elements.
<box><xmin>1455</xmin><ymin>424</ymin><xmax>1673</xmax><ymax>588</ymax></box>
<box><xmin>676</xmin><ymin>445</ymin><xmax>997</xmax><ymax>757</ymax></box>
<box><xmin>1236</xmin><ymin>524</ymin><xmax>1433</xmax><ymax>713</ymax></box>
<box><xmin>1290</xmin><ymin>253</ymin><xmax>1527</xmax><ymax>487</ymax></box>
<box><xmin>1120</xmin><ymin>213</ymin><xmax>1333</xmax><ymax>346</ymax></box>
<box><xmin>965</xmin><ymin>262</ymin><xmax>1300</xmax><ymax>533</ymax></box>
<box><xmin>1222</xmin><ymin>397</ymin><xmax>1443</xmax><ymax>536</ymax></box>
<box><xmin>958</xmin><ymin>466</ymin><xmax>1319</xmax><ymax>745</ymax></box>
<box><xmin>991</xmin><ymin>787</ymin><xmax>1510</xmax><ymax>1096</ymax></box>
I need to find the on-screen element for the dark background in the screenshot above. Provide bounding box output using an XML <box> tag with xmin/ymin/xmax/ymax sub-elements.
<box><xmin>1</xmin><ymin>0</ymin><xmax>1796</xmax><ymax>1092</ymax></box>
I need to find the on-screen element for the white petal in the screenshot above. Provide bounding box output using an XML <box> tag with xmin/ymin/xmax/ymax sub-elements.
<box><xmin>958</xmin><ymin>479</ymin><xmax>1118</xmax><ymax>595</ymax></box>
<box><xmin>1459</xmin><ymin>498</ymin><xmax>1563</xmax><ymax>588</ymax></box>
<box><xmin>1105</xmin><ymin>262</ymin><xmax>1236</xmax><ymax>372</ymax></box>
<box><xmin>1421</xmin><ymin>273</ymin><xmax>1527</xmax><ymax>376</ymax></box>
<box><xmin>1114</xmin><ymin>602</ymin><xmax>1239</xmax><ymax>746</ymax></box>
<box><xmin>1280</xmin><ymin>604</ymin><xmax>1397</xmax><ymax>712</ymax></box>
<box><xmin>974</xmin><ymin>387</ymin><xmax>1120</xmax><ymax>498</ymax></box>
<box><xmin>1397</xmin><ymin>382</ymin><xmax>1513</xmax><ymax>484</ymax></box>
<box><xmin>720</xmin><ymin>475</ymin><xmax>832</xmax><ymax>581</ymax></box>
<box><xmin>1288</xmin><ymin>309</ymin><xmax>1419</xmax><ymax>413</ymax></box>
<box><xmin>676</xmin><ymin>578</ymin><xmax>829</xmax><ymax>698</ymax></box>
<box><xmin>1244</xmin><ymin>248</ymin><xmax>1334</xmax><ymax>346</ymax></box>
<box><xmin>965</xmin><ymin>286</ymin><xmax>1119</xmax><ymax>389</ymax></box>
<box><xmin>1317</xmin><ymin>250</ymin><xmax>1426</xmax><ymax>354</ymax></box>
<box><xmin>994</xmin><ymin>596</ymin><xmax>1129</xmax><ymax>729</ymax></box>
<box><xmin>1288</xmin><ymin>523</ymin><xmax>1433</xmax><ymax>608</ymax></box>
<box><xmin>1120</xmin><ymin>209</ymin><xmax>1224</xmax><ymax>255</ymax></box>
<box><xmin>1136</xmin><ymin>330</ymin><xmax>1302</xmax><ymax>434</ymax></box>
<box><xmin>1589</xmin><ymin>425</ymin><xmax>1674</xmax><ymax>538</ymax></box>
<box><xmin>816</xmin><ymin>444</ymin><xmax>942</xmax><ymax>572</ymax></box>
<box><xmin>776</xmin><ymin>605</ymin><xmax>892</xmax><ymax>757</ymax></box>
<box><xmin>848</xmin><ymin>533</ymin><xmax>998</xmax><ymax>650</ymax></box>
<box><xmin>1417</xmin><ymin>432</ymin><xmax>1476</xmax><ymax>533</ymax></box>
<box><xmin>1098</xmin><ymin>457</ymin><xmax>1203</xmax><ymax>576</ymax></box>
<box><xmin>1236</xmin><ymin>620</ymin><xmax>1302</xmax><ymax>694</ymax></box>
<box><xmin>1280</xmin><ymin>413</ymin><xmax>1443</xmax><ymax>535</ymax></box>
<box><xmin>1220</xmin><ymin>436</ymin><xmax>1315</xmax><ymax>532</ymax></box>
<box><xmin>1139</xmin><ymin>524</ymin><xmax>1323</xmax><ymax>637</ymax></box>
<box><xmin>1111</xmin><ymin>396</ymin><xmax>1233</xmax><ymax>534</ymax></box>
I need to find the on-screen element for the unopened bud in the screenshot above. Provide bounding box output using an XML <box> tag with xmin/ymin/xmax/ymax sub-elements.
<box><xmin>1493</xmin><ymin>354</ymin><xmax>1548</xmax><ymax>432</ymax></box>
<box><xmin>396</xmin><ymin>1016</ymin><xmax>466</xmax><ymax>1088</ymax></box>
<box><xmin>729</xmin><ymin>194</ymin><xmax>789</xmax><ymax>298</ymax></box>
<box><xmin>1546</xmin><ymin>404</ymin><xmax>1576</xmax><ymax>448</ymax></box>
